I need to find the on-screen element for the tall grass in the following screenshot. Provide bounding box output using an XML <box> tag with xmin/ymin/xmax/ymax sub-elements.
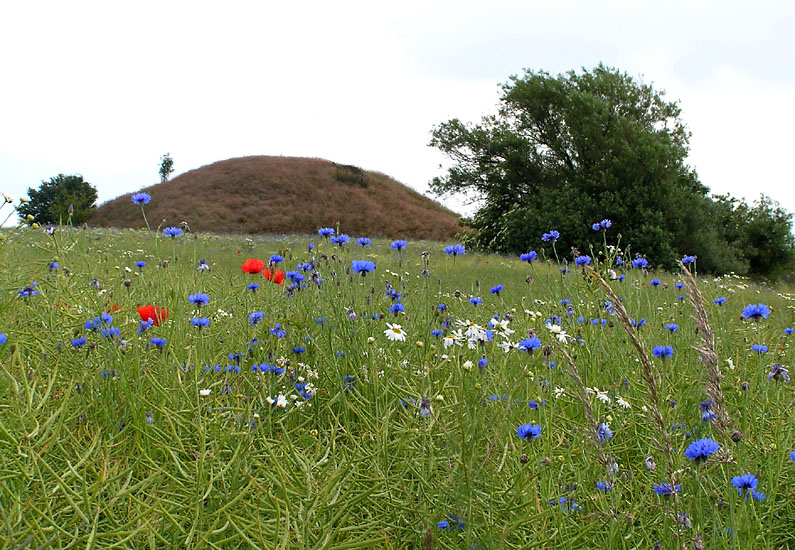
<box><xmin>0</xmin><ymin>218</ymin><xmax>793</xmax><ymax>548</ymax></box>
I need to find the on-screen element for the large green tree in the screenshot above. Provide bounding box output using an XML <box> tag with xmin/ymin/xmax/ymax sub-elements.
<box><xmin>18</xmin><ymin>174</ymin><xmax>98</xmax><ymax>225</ymax></box>
<box><xmin>430</xmin><ymin>64</ymin><xmax>715</xmax><ymax>270</ymax></box>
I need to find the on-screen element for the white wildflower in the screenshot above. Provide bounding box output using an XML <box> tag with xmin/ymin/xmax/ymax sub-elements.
<box><xmin>384</xmin><ymin>323</ymin><xmax>407</xmax><ymax>342</ymax></box>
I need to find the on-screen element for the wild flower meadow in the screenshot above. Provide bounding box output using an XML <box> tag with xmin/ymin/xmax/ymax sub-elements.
<box><xmin>0</xmin><ymin>200</ymin><xmax>793</xmax><ymax>548</ymax></box>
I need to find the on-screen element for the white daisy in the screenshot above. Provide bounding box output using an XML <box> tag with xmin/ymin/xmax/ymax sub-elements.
<box><xmin>546</xmin><ymin>323</ymin><xmax>571</xmax><ymax>344</ymax></box>
<box><xmin>384</xmin><ymin>323</ymin><xmax>407</xmax><ymax>342</ymax></box>
<box><xmin>199</xmin><ymin>389</ymin><xmax>211</xmax><ymax>397</ymax></box>
<box><xmin>554</xmin><ymin>387</ymin><xmax>566</xmax><ymax>398</ymax></box>
<box><xmin>615</xmin><ymin>395</ymin><xmax>631</xmax><ymax>409</ymax></box>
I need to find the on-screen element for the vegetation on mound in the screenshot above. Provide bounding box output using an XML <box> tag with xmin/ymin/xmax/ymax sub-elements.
<box><xmin>88</xmin><ymin>156</ymin><xmax>461</xmax><ymax>241</ymax></box>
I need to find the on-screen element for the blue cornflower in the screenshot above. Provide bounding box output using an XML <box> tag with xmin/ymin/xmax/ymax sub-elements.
<box><xmin>136</xmin><ymin>261</ymin><xmax>146</xmax><ymax>270</ymax></box>
<box><xmin>351</xmin><ymin>260</ymin><xmax>376</xmax><ymax>275</ymax></box>
<box><xmin>18</xmin><ymin>282</ymin><xmax>41</xmax><ymax>297</ymax></box>
<box><xmin>490</xmin><ymin>284</ymin><xmax>503</xmax><ymax>295</ymax></box>
<box><xmin>665</xmin><ymin>324</ymin><xmax>679</xmax><ymax>332</ymax></box>
<box><xmin>650</xmin><ymin>279</ymin><xmax>661</xmax><ymax>287</ymax></box>
<box><xmin>131</xmin><ymin>192</ymin><xmax>151</xmax><ymax>205</ymax></box>
<box><xmin>597</xmin><ymin>423</ymin><xmax>613</xmax><ymax>442</ymax></box>
<box><xmin>618</xmin><ymin>275</ymin><xmax>625</xmax><ymax>281</ymax></box>
<box><xmin>596</xmin><ymin>481</ymin><xmax>611</xmax><ymax>491</ymax></box>
<box><xmin>390</xmin><ymin>240</ymin><xmax>407</xmax><ymax>251</ymax></box>
<box><xmin>318</xmin><ymin>227</ymin><xmax>335</xmax><ymax>237</ymax></box>
<box><xmin>790</xmin><ymin>451</ymin><xmax>795</xmax><ymax>461</ymax></box>
<box><xmin>292</xmin><ymin>346</ymin><xmax>306</xmax><ymax>354</ymax></box>
<box><xmin>714</xmin><ymin>297</ymin><xmax>727</xmax><ymax>305</ymax></box>
<box><xmin>316</xmin><ymin>317</ymin><xmax>324</xmax><ymax>324</ymax></box>
<box><xmin>478</xmin><ymin>357</ymin><xmax>488</xmax><ymax>369</ymax></box>
<box><xmin>653</xmin><ymin>483</ymin><xmax>681</xmax><ymax>497</ymax></box>
<box><xmin>101</xmin><ymin>327</ymin><xmax>121</xmax><ymax>339</ymax></box>
<box><xmin>752</xmin><ymin>344</ymin><xmax>768</xmax><ymax>354</ymax></box>
<box><xmin>437</xmin><ymin>304</ymin><xmax>447</xmax><ymax>311</ymax></box>
<box><xmin>0</xmin><ymin>334</ymin><xmax>7</xmax><ymax>346</ymax></box>
<box><xmin>741</xmin><ymin>303</ymin><xmax>770</xmax><ymax>321</ymax></box>
<box><xmin>191</xmin><ymin>317</ymin><xmax>210</xmax><ymax>328</ymax></box>
<box><xmin>247</xmin><ymin>283</ymin><xmax>259</xmax><ymax>292</ymax></box>
<box><xmin>437</xmin><ymin>514</ymin><xmax>465</xmax><ymax>530</ymax></box>
<box><xmin>269</xmin><ymin>323</ymin><xmax>286</xmax><ymax>338</ymax></box>
<box><xmin>330</xmin><ymin>234</ymin><xmax>349</xmax><ymax>246</ymax></box>
<box><xmin>48</xmin><ymin>261</ymin><xmax>59</xmax><ymax>270</ymax></box>
<box><xmin>431</xmin><ymin>329</ymin><xmax>443</xmax><ymax>337</ymax></box>
<box><xmin>358</xmin><ymin>237</ymin><xmax>371</xmax><ymax>247</ymax></box>
<box><xmin>249</xmin><ymin>311</ymin><xmax>265</xmax><ymax>326</ymax></box>
<box><xmin>469</xmin><ymin>296</ymin><xmax>482</xmax><ymax>306</ymax></box>
<box><xmin>163</xmin><ymin>227</ymin><xmax>182</xmax><ymax>237</ymax></box>
<box><xmin>541</xmin><ymin>230</ymin><xmax>559</xmax><ymax>242</ymax></box>
<box><xmin>767</xmin><ymin>364</ymin><xmax>790</xmax><ymax>383</ymax></box>
<box><xmin>137</xmin><ymin>319</ymin><xmax>154</xmax><ymax>333</ymax></box>
<box><xmin>188</xmin><ymin>293</ymin><xmax>210</xmax><ymax>306</ymax></box>
<box><xmin>731</xmin><ymin>474</ymin><xmax>758</xmax><ymax>498</ymax></box>
<box><xmin>615</xmin><ymin>256</ymin><xmax>624</xmax><ymax>266</ymax></box>
<box><xmin>388</xmin><ymin>303</ymin><xmax>405</xmax><ymax>315</ymax></box>
<box><xmin>150</xmin><ymin>337</ymin><xmax>167</xmax><ymax>350</ymax></box>
<box><xmin>551</xmin><ymin>496</ymin><xmax>582</xmax><ymax>512</ymax></box>
<box><xmin>700</xmin><ymin>400</ymin><xmax>716</xmax><ymax>422</ymax></box>
<box><xmin>575</xmin><ymin>255</ymin><xmax>591</xmax><ymax>266</ymax></box>
<box><xmin>520</xmin><ymin>251</ymin><xmax>537</xmax><ymax>263</ymax></box>
<box><xmin>268</xmin><ymin>255</ymin><xmax>283</xmax><ymax>264</ymax></box>
<box><xmin>682</xmin><ymin>255</ymin><xmax>695</xmax><ymax>264</ymax></box>
<box><xmin>785</xmin><ymin>328</ymin><xmax>793</xmax><ymax>335</ymax></box>
<box><xmin>675</xmin><ymin>282</ymin><xmax>684</xmax><ymax>289</ymax></box>
<box><xmin>652</xmin><ymin>345</ymin><xmax>674</xmax><ymax>359</ymax></box>
<box><xmin>71</xmin><ymin>337</ymin><xmax>86</xmax><ymax>348</ymax></box>
<box><xmin>517</xmin><ymin>423</ymin><xmax>542</xmax><ymax>440</ymax></box>
<box><xmin>684</xmin><ymin>438</ymin><xmax>719</xmax><ymax>463</ymax></box>
<box><xmin>519</xmin><ymin>337</ymin><xmax>542</xmax><ymax>352</ymax></box>
<box><xmin>445</xmin><ymin>244</ymin><xmax>466</xmax><ymax>256</ymax></box>
<box><xmin>632</xmin><ymin>258</ymin><xmax>648</xmax><ymax>269</ymax></box>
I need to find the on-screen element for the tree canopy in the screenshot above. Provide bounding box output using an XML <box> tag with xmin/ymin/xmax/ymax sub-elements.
<box><xmin>18</xmin><ymin>174</ymin><xmax>98</xmax><ymax>226</ymax></box>
<box><xmin>430</xmin><ymin>64</ymin><xmax>794</xmax><ymax>277</ymax></box>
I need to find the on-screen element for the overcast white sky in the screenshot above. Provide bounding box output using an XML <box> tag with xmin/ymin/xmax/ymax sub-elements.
<box><xmin>2</xmin><ymin>0</ymin><xmax>794</xmax><ymax>223</ymax></box>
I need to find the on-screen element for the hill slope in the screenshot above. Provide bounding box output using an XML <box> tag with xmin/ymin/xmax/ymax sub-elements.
<box><xmin>89</xmin><ymin>156</ymin><xmax>461</xmax><ymax>240</ymax></box>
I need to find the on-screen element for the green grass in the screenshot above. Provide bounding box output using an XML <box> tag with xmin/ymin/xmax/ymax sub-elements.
<box><xmin>0</xmin><ymin>221</ymin><xmax>793</xmax><ymax>549</ymax></box>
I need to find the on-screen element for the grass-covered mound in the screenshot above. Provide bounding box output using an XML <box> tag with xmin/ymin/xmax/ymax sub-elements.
<box><xmin>88</xmin><ymin>156</ymin><xmax>461</xmax><ymax>240</ymax></box>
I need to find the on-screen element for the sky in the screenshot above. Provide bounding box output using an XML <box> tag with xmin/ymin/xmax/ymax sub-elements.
<box><xmin>2</xmin><ymin>0</ymin><xmax>794</xmax><ymax>224</ymax></box>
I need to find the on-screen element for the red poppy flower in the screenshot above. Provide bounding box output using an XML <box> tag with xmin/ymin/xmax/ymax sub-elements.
<box><xmin>106</xmin><ymin>303</ymin><xmax>120</xmax><ymax>313</ymax></box>
<box><xmin>263</xmin><ymin>268</ymin><xmax>285</xmax><ymax>285</ymax></box>
<box><xmin>241</xmin><ymin>258</ymin><xmax>266</xmax><ymax>274</ymax></box>
<box><xmin>137</xmin><ymin>305</ymin><xmax>169</xmax><ymax>326</ymax></box>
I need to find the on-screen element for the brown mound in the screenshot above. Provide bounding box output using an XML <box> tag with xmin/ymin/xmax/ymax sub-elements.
<box><xmin>89</xmin><ymin>156</ymin><xmax>461</xmax><ymax>240</ymax></box>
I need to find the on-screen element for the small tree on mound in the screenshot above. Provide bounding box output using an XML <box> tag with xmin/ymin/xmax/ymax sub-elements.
<box><xmin>159</xmin><ymin>153</ymin><xmax>174</xmax><ymax>183</ymax></box>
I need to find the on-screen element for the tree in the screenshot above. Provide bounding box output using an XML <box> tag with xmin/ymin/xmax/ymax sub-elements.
<box><xmin>430</xmin><ymin>64</ymin><xmax>711</xmax><ymax>270</ymax></box>
<box><xmin>159</xmin><ymin>153</ymin><xmax>174</xmax><ymax>183</ymax></box>
<box><xmin>17</xmin><ymin>174</ymin><xmax>98</xmax><ymax>225</ymax></box>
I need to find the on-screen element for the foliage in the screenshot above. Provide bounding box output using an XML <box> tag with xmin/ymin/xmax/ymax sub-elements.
<box><xmin>430</xmin><ymin>65</ymin><xmax>795</xmax><ymax>278</ymax></box>
<box><xmin>159</xmin><ymin>152</ymin><xmax>174</xmax><ymax>183</ymax></box>
<box><xmin>17</xmin><ymin>174</ymin><xmax>97</xmax><ymax>225</ymax></box>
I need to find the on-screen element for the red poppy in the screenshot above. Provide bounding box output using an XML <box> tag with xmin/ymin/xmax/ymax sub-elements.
<box><xmin>137</xmin><ymin>305</ymin><xmax>169</xmax><ymax>326</ymax></box>
<box><xmin>241</xmin><ymin>258</ymin><xmax>266</xmax><ymax>274</ymax></box>
<box><xmin>106</xmin><ymin>303</ymin><xmax>120</xmax><ymax>313</ymax></box>
<box><xmin>263</xmin><ymin>268</ymin><xmax>285</xmax><ymax>285</ymax></box>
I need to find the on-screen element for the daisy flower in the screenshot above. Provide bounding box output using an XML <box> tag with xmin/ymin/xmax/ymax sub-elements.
<box><xmin>384</xmin><ymin>323</ymin><xmax>407</xmax><ymax>342</ymax></box>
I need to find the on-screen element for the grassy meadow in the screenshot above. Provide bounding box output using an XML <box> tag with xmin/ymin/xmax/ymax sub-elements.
<box><xmin>0</xmin><ymin>216</ymin><xmax>794</xmax><ymax>548</ymax></box>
